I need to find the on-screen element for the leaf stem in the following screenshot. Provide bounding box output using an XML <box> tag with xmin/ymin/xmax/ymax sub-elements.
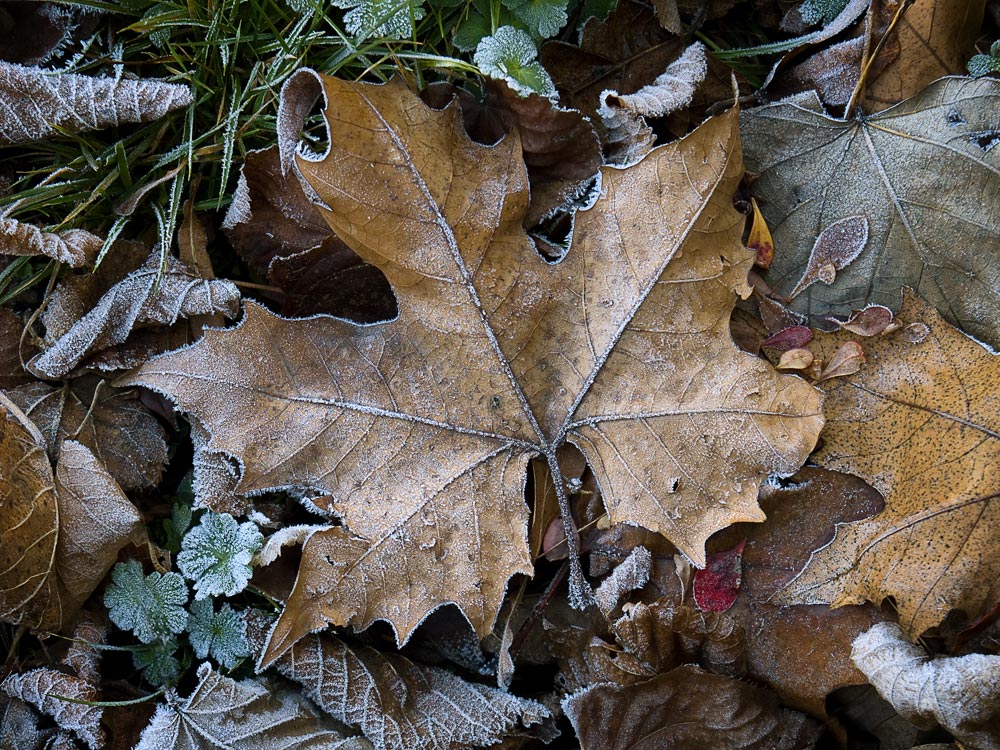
<box><xmin>845</xmin><ymin>0</ymin><xmax>916</xmax><ymax>118</ymax></box>
<box><xmin>544</xmin><ymin>450</ymin><xmax>594</xmax><ymax>610</ymax></box>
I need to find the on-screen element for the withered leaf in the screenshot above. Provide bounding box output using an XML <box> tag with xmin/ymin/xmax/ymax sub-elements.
<box><xmin>30</xmin><ymin>250</ymin><xmax>240</xmax><ymax>379</ymax></box>
<box><xmin>223</xmin><ymin>147</ymin><xmax>395</xmax><ymax>321</ymax></box>
<box><xmin>0</xmin><ymin>212</ymin><xmax>103</xmax><ymax>267</ymax></box>
<box><xmin>0</xmin><ymin>307</ymin><xmax>34</xmax><ymax>389</ymax></box>
<box><xmin>0</xmin><ymin>393</ymin><xmax>57</xmax><ymax>628</ymax></box>
<box><xmin>0</xmin><ymin>60</ymin><xmax>192</xmax><ymax>144</ymax></box>
<box><xmin>563</xmin><ymin>665</ymin><xmax>819</xmax><ymax>749</ymax></box>
<box><xmin>5</xmin><ymin>376</ymin><xmax>167</xmax><ymax>491</ymax></box>
<box><xmin>245</xmin><ymin>615</ymin><xmax>548</xmax><ymax>750</ymax></box>
<box><xmin>126</xmin><ymin>73</ymin><xmax>822</xmax><ymax>663</ymax></box>
<box><xmin>742</xmin><ymin>76</ymin><xmax>1000</xmax><ymax>345</ymax></box>
<box><xmin>780</xmin><ymin>291</ymin><xmax>1000</xmax><ymax>639</ymax></box>
<box><xmin>852</xmin><ymin>622</ymin><xmax>1000</xmax><ymax>749</ymax></box>
<box><xmin>707</xmin><ymin>466</ymin><xmax>889</xmax><ymax>718</ymax></box>
<box><xmin>863</xmin><ymin>0</ymin><xmax>986</xmax><ymax>111</ymax></box>
<box><xmin>0</xmin><ymin>392</ymin><xmax>145</xmax><ymax>631</ymax></box>
<box><xmin>135</xmin><ymin>662</ymin><xmax>371</xmax><ymax>750</ymax></box>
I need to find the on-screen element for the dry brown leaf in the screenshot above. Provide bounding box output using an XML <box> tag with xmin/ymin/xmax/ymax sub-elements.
<box><xmin>0</xmin><ymin>60</ymin><xmax>192</xmax><ymax>144</ymax></box>
<box><xmin>5</xmin><ymin>376</ymin><xmax>168</xmax><ymax>491</ymax></box>
<box><xmin>852</xmin><ymin>622</ymin><xmax>1000</xmax><ymax>749</ymax></box>
<box><xmin>30</xmin><ymin>249</ymin><xmax>240</xmax><ymax>379</ymax></box>
<box><xmin>563</xmin><ymin>664</ymin><xmax>819</xmax><ymax>749</ymax></box>
<box><xmin>707</xmin><ymin>466</ymin><xmax>889</xmax><ymax>718</ymax></box>
<box><xmin>540</xmin><ymin>1</ymin><xmax>685</xmax><ymax>121</ymax></box>
<box><xmin>223</xmin><ymin>147</ymin><xmax>396</xmax><ymax>320</ymax></box>
<box><xmin>864</xmin><ymin>0</ymin><xmax>986</xmax><ymax>111</ymax></box>
<box><xmin>0</xmin><ymin>392</ymin><xmax>58</xmax><ymax>628</ymax></box>
<box><xmin>190</xmin><ymin>419</ymin><xmax>246</xmax><ymax>516</ymax></box>
<box><xmin>126</xmin><ymin>74</ymin><xmax>822</xmax><ymax>665</ymax></box>
<box><xmin>781</xmin><ymin>291</ymin><xmax>1000</xmax><ymax>639</ymax></box>
<box><xmin>135</xmin><ymin>662</ymin><xmax>371</xmax><ymax>750</ymax></box>
<box><xmin>0</xmin><ymin>2</ymin><xmax>99</xmax><ymax>66</ymax></box>
<box><xmin>245</xmin><ymin>615</ymin><xmax>548</xmax><ymax>750</ymax></box>
<box><xmin>598</xmin><ymin>42</ymin><xmax>709</xmax><ymax>165</ymax></box>
<box><xmin>0</xmin><ymin>392</ymin><xmax>144</xmax><ymax>631</ymax></box>
<box><xmin>0</xmin><ymin>697</ymin><xmax>49</xmax><ymax>750</ymax></box>
<box><xmin>594</xmin><ymin>546</ymin><xmax>651</xmax><ymax>618</ymax></box>
<box><xmin>0</xmin><ymin>212</ymin><xmax>103</xmax><ymax>267</ymax></box>
<box><xmin>742</xmin><ymin>76</ymin><xmax>1000</xmax><ymax>346</ymax></box>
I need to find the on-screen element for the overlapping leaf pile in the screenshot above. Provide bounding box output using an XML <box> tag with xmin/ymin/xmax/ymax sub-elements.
<box><xmin>1</xmin><ymin>0</ymin><xmax>999</xmax><ymax>748</ymax></box>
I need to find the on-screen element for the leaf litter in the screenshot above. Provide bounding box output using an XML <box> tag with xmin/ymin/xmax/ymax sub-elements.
<box><xmin>2</xmin><ymin>2</ymin><xmax>1000</xmax><ymax>747</ymax></box>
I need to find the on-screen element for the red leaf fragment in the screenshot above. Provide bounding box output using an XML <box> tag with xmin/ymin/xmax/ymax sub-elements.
<box><xmin>693</xmin><ymin>540</ymin><xmax>746</xmax><ymax>613</ymax></box>
<box><xmin>840</xmin><ymin>304</ymin><xmax>894</xmax><ymax>336</ymax></box>
<box><xmin>761</xmin><ymin>325</ymin><xmax>813</xmax><ymax>351</ymax></box>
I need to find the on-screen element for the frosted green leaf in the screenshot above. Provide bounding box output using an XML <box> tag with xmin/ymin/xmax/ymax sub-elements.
<box><xmin>474</xmin><ymin>26</ymin><xmax>556</xmax><ymax>97</ymax></box>
<box><xmin>968</xmin><ymin>41</ymin><xmax>1000</xmax><ymax>78</ymax></box>
<box><xmin>502</xmin><ymin>0</ymin><xmax>569</xmax><ymax>39</ymax></box>
<box><xmin>103</xmin><ymin>560</ymin><xmax>189</xmax><ymax>644</ymax></box>
<box><xmin>133</xmin><ymin>638</ymin><xmax>182</xmax><ymax>687</ymax></box>
<box><xmin>187</xmin><ymin>600</ymin><xmax>249</xmax><ymax>670</ymax></box>
<box><xmin>331</xmin><ymin>0</ymin><xmax>426</xmax><ymax>39</ymax></box>
<box><xmin>799</xmin><ymin>0</ymin><xmax>850</xmax><ymax>25</ymax></box>
<box><xmin>177</xmin><ymin>512</ymin><xmax>263</xmax><ymax>599</ymax></box>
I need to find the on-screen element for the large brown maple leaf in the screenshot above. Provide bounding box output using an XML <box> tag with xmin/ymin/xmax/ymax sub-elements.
<box><xmin>123</xmin><ymin>72</ymin><xmax>823</xmax><ymax>666</ymax></box>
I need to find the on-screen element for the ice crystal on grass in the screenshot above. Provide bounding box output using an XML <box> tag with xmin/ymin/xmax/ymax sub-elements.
<box><xmin>332</xmin><ymin>0</ymin><xmax>425</xmax><ymax>39</ymax></box>
<box><xmin>177</xmin><ymin>512</ymin><xmax>262</xmax><ymax>599</ymax></box>
<box><xmin>103</xmin><ymin>561</ymin><xmax>188</xmax><ymax>644</ymax></box>
<box><xmin>187</xmin><ymin>600</ymin><xmax>250</xmax><ymax>670</ymax></box>
<box><xmin>474</xmin><ymin>26</ymin><xmax>556</xmax><ymax>97</ymax></box>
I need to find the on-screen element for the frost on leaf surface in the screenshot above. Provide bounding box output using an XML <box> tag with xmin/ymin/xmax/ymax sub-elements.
<box><xmin>502</xmin><ymin>0</ymin><xmax>569</xmax><ymax>39</ymax></box>
<box><xmin>187</xmin><ymin>599</ymin><xmax>249</xmax><ymax>669</ymax></box>
<box><xmin>741</xmin><ymin>76</ymin><xmax>1000</xmax><ymax>347</ymax></box>
<box><xmin>331</xmin><ymin>0</ymin><xmax>425</xmax><ymax>39</ymax></box>
<box><xmin>103</xmin><ymin>560</ymin><xmax>188</xmax><ymax>643</ymax></box>
<box><xmin>133</xmin><ymin>638</ymin><xmax>183</xmax><ymax>687</ymax></box>
<box><xmin>124</xmin><ymin>74</ymin><xmax>823</xmax><ymax>665</ymax></box>
<box><xmin>246</xmin><ymin>614</ymin><xmax>548</xmax><ymax>750</ymax></box>
<box><xmin>177</xmin><ymin>512</ymin><xmax>262</xmax><ymax>599</ymax></box>
<box><xmin>0</xmin><ymin>61</ymin><xmax>192</xmax><ymax>144</ymax></box>
<box><xmin>135</xmin><ymin>662</ymin><xmax>370</xmax><ymax>750</ymax></box>
<box><xmin>475</xmin><ymin>26</ymin><xmax>557</xmax><ymax>97</ymax></box>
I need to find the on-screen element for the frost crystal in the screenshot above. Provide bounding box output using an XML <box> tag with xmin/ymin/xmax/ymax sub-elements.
<box><xmin>331</xmin><ymin>0</ymin><xmax>426</xmax><ymax>39</ymax></box>
<box><xmin>474</xmin><ymin>26</ymin><xmax>556</xmax><ymax>98</ymax></box>
<box><xmin>187</xmin><ymin>600</ymin><xmax>250</xmax><ymax>670</ymax></box>
<box><xmin>103</xmin><ymin>561</ymin><xmax>189</xmax><ymax>644</ymax></box>
<box><xmin>177</xmin><ymin>512</ymin><xmax>263</xmax><ymax>599</ymax></box>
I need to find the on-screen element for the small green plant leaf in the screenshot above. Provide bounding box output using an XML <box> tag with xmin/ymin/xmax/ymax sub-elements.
<box><xmin>502</xmin><ymin>0</ymin><xmax>569</xmax><ymax>38</ymax></box>
<box><xmin>103</xmin><ymin>560</ymin><xmax>189</xmax><ymax>644</ymax></box>
<box><xmin>187</xmin><ymin>600</ymin><xmax>249</xmax><ymax>670</ymax></box>
<box><xmin>968</xmin><ymin>40</ymin><xmax>1000</xmax><ymax>78</ymax></box>
<box><xmin>132</xmin><ymin>638</ymin><xmax>184</xmax><ymax>687</ymax></box>
<box><xmin>474</xmin><ymin>26</ymin><xmax>556</xmax><ymax>97</ymax></box>
<box><xmin>177</xmin><ymin>512</ymin><xmax>263</xmax><ymax>599</ymax></box>
<box><xmin>331</xmin><ymin>0</ymin><xmax>426</xmax><ymax>39</ymax></box>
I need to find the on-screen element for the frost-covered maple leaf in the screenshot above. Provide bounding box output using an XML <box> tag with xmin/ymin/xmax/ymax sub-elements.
<box><xmin>123</xmin><ymin>73</ymin><xmax>823</xmax><ymax>665</ymax></box>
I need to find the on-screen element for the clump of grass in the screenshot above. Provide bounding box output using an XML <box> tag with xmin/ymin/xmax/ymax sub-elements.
<box><xmin>0</xmin><ymin>0</ymin><xmax>478</xmax><ymax>298</ymax></box>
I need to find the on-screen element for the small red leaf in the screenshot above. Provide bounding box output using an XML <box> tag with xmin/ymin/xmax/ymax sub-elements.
<box><xmin>693</xmin><ymin>540</ymin><xmax>746</xmax><ymax>613</ymax></box>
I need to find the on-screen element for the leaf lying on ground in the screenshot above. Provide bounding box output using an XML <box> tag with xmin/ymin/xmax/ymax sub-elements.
<box><xmin>30</xmin><ymin>249</ymin><xmax>240</xmax><ymax>379</ymax></box>
<box><xmin>245</xmin><ymin>614</ymin><xmax>548</xmax><ymax>750</ymax></box>
<box><xmin>742</xmin><ymin>76</ymin><xmax>1000</xmax><ymax>345</ymax></box>
<box><xmin>0</xmin><ymin>60</ymin><xmax>192</xmax><ymax>144</ymax></box>
<box><xmin>0</xmin><ymin>308</ymin><xmax>35</xmax><ymax>389</ymax></box>
<box><xmin>135</xmin><ymin>662</ymin><xmax>371</xmax><ymax>750</ymax></box>
<box><xmin>1</xmin><ymin>614</ymin><xmax>108</xmax><ymax>750</ymax></box>
<box><xmin>562</xmin><ymin>665</ymin><xmax>819</xmax><ymax>749</ymax></box>
<box><xmin>780</xmin><ymin>291</ymin><xmax>1000</xmax><ymax>639</ymax></box>
<box><xmin>852</xmin><ymin>622</ymin><xmax>1000</xmax><ymax>750</ymax></box>
<box><xmin>863</xmin><ymin>0</ymin><xmax>986</xmax><ymax>111</ymax></box>
<box><xmin>126</xmin><ymin>73</ymin><xmax>822</xmax><ymax>663</ymax></box>
<box><xmin>0</xmin><ymin>212</ymin><xmax>103</xmax><ymax>267</ymax></box>
<box><xmin>5</xmin><ymin>376</ymin><xmax>168</xmax><ymax>490</ymax></box>
<box><xmin>223</xmin><ymin>147</ymin><xmax>395</xmax><ymax>320</ymax></box>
